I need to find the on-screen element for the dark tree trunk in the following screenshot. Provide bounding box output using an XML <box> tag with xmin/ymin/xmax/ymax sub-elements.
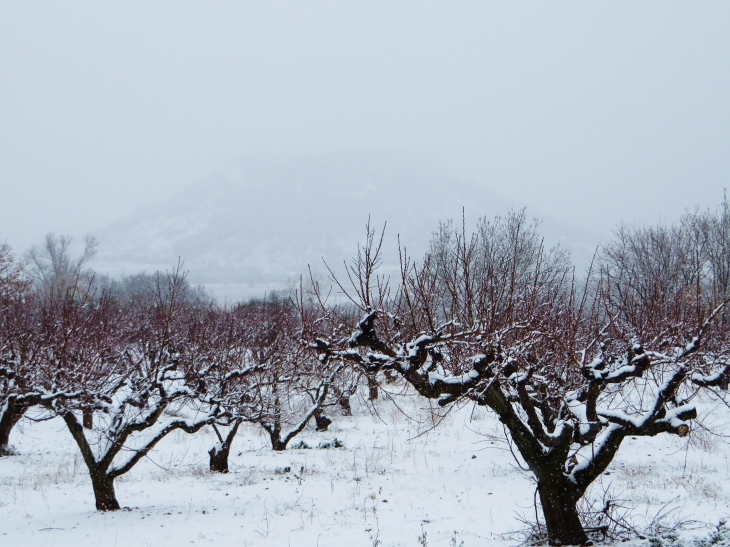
<box><xmin>0</xmin><ymin>399</ymin><xmax>25</xmax><ymax>456</ymax></box>
<box><xmin>91</xmin><ymin>471</ymin><xmax>120</xmax><ymax>511</ymax></box>
<box><xmin>83</xmin><ymin>409</ymin><xmax>93</xmax><ymax>429</ymax></box>
<box><xmin>338</xmin><ymin>395</ymin><xmax>352</xmax><ymax>416</ymax></box>
<box><xmin>209</xmin><ymin>443</ymin><xmax>232</xmax><ymax>473</ymax></box>
<box><xmin>367</xmin><ymin>374</ymin><xmax>378</xmax><ymax>401</ymax></box>
<box><xmin>267</xmin><ymin>420</ymin><xmax>288</xmax><ymax>451</ymax></box>
<box><xmin>63</xmin><ymin>410</ymin><xmax>121</xmax><ymax>511</ymax></box>
<box><xmin>537</xmin><ymin>476</ymin><xmax>587</xmax><ymax>546</ymax></box>
<box><xmin>208</xmin><ymin>421</ymin><xmax>241</xmax><ymax>473</ymax></box>
<box><xmin>271</xmin><ymin>436</ymin><xmax>287</xmax><ymax>451</ymax></box>
<box><xmin>483</xmin><ymin>384</ymin><xmax>587</xmax><ymax>545</ymax></box>
<box><xmin>315</xmin><ymin>413</ymin><xmax>332</xmax><ymax>432</ymax></box>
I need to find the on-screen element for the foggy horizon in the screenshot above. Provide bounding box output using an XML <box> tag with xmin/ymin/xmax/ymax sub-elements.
<box><xmin>2</xmin><ymin>3</ymin><xmax>729</xmax><ymax>298</ymax></box>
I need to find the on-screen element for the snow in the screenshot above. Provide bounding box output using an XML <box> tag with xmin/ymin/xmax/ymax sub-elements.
<box><xmin>2</xmin><ymin>390</ymin><xmax>730</xmax><ymax>546</ymax></box>
<box><xmin>428</xmin><ymin>369</ymin><xmax>480</xmax><ymax>387</ymax></box>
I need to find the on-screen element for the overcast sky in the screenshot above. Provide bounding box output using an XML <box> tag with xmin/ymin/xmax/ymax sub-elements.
<box><xmin>1</xmin><ymin>2</ymin><xmax>729</xmax><ymax>258</ymax></box>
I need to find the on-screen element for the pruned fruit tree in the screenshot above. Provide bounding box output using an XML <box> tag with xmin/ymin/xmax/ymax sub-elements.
<box><xmin>302</xmin><ymin>208</ymin><xmax>730</xmax><ymax>545</ymax></box>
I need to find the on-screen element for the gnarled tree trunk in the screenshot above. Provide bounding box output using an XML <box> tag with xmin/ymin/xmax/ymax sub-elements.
<box><xmin>208</xmin><ymin>420</ymin><xmax>241</xmax><ymax>473</ymax></box>
<box><xmin>90</xmin><ymin>470</ymin><xmax>120</xmax><ymax>511</ymax></box>
<box><xmin>83</xmin><ymin>409</ymin><xmax>93</xmax><ymax>429</ymax></box>
<box><xmin>270</xmin><ymin>435</ymin><xmax>287</xmax><ymax>451</ymax></box>
<box><xmin>314</xmin><ymin>412</ymin><xmax>332</xmax><ymax>431</ymax></box>
<box><xmin>0</xmin><ymin>398</ymin><xmax>25</xmax><ymax>456</ymax></box>
<box><xmin>367</xmin><ymin>373</ymin><xmax>378</xmax><ymax>401</ymax></box>
<box><xmin>482</xmin><ymin>384</ymin><xmax>589</xmax><ymax>545</ymax></box>
<box><xmin>63</xmin><ymin>410</ymin><xmax>121</xmax><ymax>511</ymax></box>
<box><xmin>209</xmin><ymin>444</ymin><xmax>231</xmax><ymax>473</ymax></box>
<box><xmin>537</xmin><ymin>475</ymin><xmax>587</xmax><ymax>546</ymax></box>
<box><xmin>338</xmin><ymin>395</ymin><xmax>352</xmax><ymax>416</ymax></box>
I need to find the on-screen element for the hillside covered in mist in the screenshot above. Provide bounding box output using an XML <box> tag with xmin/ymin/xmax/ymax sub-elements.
<box><xmin>94</xmin><ymin>154</ymin><xmax>600</xmax><ymax>300</ymax></box>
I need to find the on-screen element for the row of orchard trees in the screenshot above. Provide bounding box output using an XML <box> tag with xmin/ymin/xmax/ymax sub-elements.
<box><xmin>2</xmin><ymin>197</ymin><xmax>730</xmax><ymax>544</ymax></box>
<box><xmin>0</xmin><ymin>238</ymin><xmax>355</xmax><ymax>511</ymax></box>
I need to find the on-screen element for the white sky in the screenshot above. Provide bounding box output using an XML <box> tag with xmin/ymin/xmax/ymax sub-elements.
<box><xmin>1</xmin><ymin>2</ymin><xmax>729</xmax><ymax>255</ymax></box>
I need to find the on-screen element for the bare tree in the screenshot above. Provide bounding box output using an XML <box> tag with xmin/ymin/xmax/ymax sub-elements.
<box><xmin>245</xmin><ymin>298</ymin><xmax>342</xmax><ymax>452</ymax></box>
<box><xmin>0</xmin><ymin>241</ymin><xmax>103</xmax><ymax>455</ymax></box>
<box><xmin>25</xmin><ymin>233</ymin><xmax>98</xmax><ymax>296</ymax></box>
<box><xmin>0</xmin><ymin>241</ymin><xmax>36</xmax><ymax>455</ymax></box>
<box><xmin>56</xmin><ymin>266</ymin><xmax>221</xmax><ymax>510</ymax></box>
<box><xmin>202</xmin><ymin>295</ymin><xmax>348</xmax><ymax>475</ymax></box>
<box><xmin>0</xmin><ymin>241</ymin><xmax>26</xmax><ymax>294</ymax></box>
<box><xmin>692</xmin><ymin>192</ymin><xmax>730</xmax><ymax>328</ymax></box>
<box><xmin>196</xmin><ymin>304</ymin><xmax>254</xmax><ymax>473</ymax></box>
<box><xmin>303</xmin><ymin>210</ymin><xmax>730</xmax><ymax>545</ymax></box>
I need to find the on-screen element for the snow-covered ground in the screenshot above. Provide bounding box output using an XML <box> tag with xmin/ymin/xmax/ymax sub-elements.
<box><xmin>2</xmin><ymin>388</ymin><xmax>730</xmax><ymax>547</ymax></box>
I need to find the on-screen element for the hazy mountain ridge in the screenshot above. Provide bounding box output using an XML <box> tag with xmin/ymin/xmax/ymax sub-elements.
<box><xmin>94</xmin><ymin>154</ymin><xmax>601</xmax><ymax>297</ymax></box>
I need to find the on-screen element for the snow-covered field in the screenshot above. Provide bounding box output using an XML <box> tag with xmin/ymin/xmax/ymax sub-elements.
<box><xmin>2</xmin><ymin>389</ymin><xmax>730</xmax><ymax>547</ymax></box>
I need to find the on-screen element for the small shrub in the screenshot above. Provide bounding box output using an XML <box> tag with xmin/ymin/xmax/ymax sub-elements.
<box><xmin>291</xmin><ymin>440</ymin><xmax>311</xmax><ymax>449</ymax></box>
<box><xmin>318</xmin><ymin>438</ymin><xmax>344</xmax><ymax>449</ymax></box>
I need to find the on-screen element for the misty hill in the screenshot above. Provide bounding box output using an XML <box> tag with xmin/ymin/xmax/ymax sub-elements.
<box><xmin>94</xmin><ymin>154</ymin><xmax>599</xmax><ymax>298</ymax></box>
